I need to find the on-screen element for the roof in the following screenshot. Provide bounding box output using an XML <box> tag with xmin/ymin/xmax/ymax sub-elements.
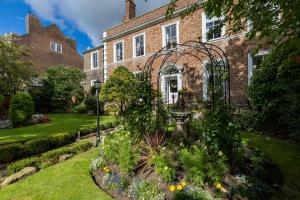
<box><xmin>102</xmin><ymin>0</ymin><xmax>198</xmax><ymax>42</ymax></box>
<box><xmin>83</xmin><ymin>45</ymin><xmax>104</xmax><ymax>54</ymax></box>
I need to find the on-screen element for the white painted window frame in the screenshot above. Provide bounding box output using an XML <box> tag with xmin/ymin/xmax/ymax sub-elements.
<box><xmin>132</xmin><ymin>32</ymin><xmax>146</xmax><ymax>58</ymax></box>
<box><xmin>90</xmin><ymin>79</ymin><xmax>97</xmax><ymax>87</ymax></box>
<box><xmin>202</xmin><ymin>60</ymin><xmax>227</xmax><ymax>100</ymax></box>
<box><xmin>201</xmin><ymin>12</ymin><xmax>225</xmax><ymax>42</ymax></box>
<box><xmin>161</xmin><ymin>20</ymin><xmax>180</xmax><ymax>49</ymax></box>
<box><xmin>50</xmin><ymin>42</ymin><xmax>63</xmax><ymax>53</ymax></box>
<box><xmin>247</xmin><ymin>50</ymin><xmax>270</xmax><ymax>85</ymax></box>
<box><xmin>90</xmin><ymin>51</ymin><xmax>99</xmax><ymax>69</ymax></box>
<box><xmin>113</xmin><ymin>40</ymin><xmax>124</xmax><ymax>63</ymax></box>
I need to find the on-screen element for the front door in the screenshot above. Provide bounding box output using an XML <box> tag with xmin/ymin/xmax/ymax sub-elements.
<box><xmin>162</xmin><ymin>75</ymin><xmax>180</xmax><ymax>104</ymax></box>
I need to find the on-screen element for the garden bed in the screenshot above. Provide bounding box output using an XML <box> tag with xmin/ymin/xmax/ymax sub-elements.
<box><xmin>90</xmin><ymin>126</ymin><xmax>284</xmax><ymax>200</ymax></box>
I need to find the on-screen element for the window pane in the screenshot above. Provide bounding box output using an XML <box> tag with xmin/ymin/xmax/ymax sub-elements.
<box><xmin>135</xmin><ymin>35</ymin><xmax>144</xmax><ymax>57</ymax></box>
<box><xmin>116</xmin><ymin>42</ymin><xmax>123</xmax><ymax>61</ymax></box>
<box><xmin>165</xmin><ymin>24</ymin><xmax>177</xmax><ymax>49</ymax></box>
<box><xmin>170</xmin><ymin>79</ymin><xmax>178</xmax><ymax>93</ymax></box>
<box><xmin>92</xmin><ymin>52</ymin><xmax>98</xmax><ymax>68</ymax></box>
<box><xmin>205</xmin><ymin>17</ymin><xmax>222</xmax><ymax>40</ymax></box>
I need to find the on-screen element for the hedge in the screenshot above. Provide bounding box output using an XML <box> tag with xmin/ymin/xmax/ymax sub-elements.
<box><xmin>7</xmin><ymin>140</ymin><xmax>93</xmax><ymax>174</ymax></box>
<box><xmin>0</xmin><ymin>123</ymin><xmax>117</xmax><ymax>163</ymax></box>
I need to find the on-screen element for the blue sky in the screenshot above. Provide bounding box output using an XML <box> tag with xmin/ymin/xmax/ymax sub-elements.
<box><xmin>0</xmin><ymin>0</ymin><xmax>169</xmax><ymax>54</ymax></box>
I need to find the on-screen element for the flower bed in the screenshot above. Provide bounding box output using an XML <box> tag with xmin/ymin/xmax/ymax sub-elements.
<box><xmin>90</xmin><ymin>124</ymin><xmax>284</xmax><ymax>200</ymax></box>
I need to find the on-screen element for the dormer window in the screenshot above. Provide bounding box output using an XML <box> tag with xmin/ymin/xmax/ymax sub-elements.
<box><xmin>50</xmin><ymin>42</ymin><xmax>62</xmax><ymax>53</ymax></box>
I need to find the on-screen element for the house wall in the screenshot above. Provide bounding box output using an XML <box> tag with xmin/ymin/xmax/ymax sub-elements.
<box><xmin>83</xmin><ymin>47</ymin><xmax>104</xmax><ymax>93</ymax></box>
<box><xmin>101</xmin><ymin>0</ymin><xmax>265</xmax><ymax>106</ymax></box>
<box><xmin>15</xmin><ymin>14</ymin><xmax>83</xmax><ymax>76</ymax></box>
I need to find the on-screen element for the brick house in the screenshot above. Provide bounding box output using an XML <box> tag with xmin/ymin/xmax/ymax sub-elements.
<box><xmin>93</xmin><ymin>0</ymin><xmax>270</xmax><ymax>106</ymax></box>
<box><xmin>15</xmin><ymin>13</ymin><xmax>83</xmax><ymax>76</ymax></box>
<box><xmin>83</xmin><ymin>46</ymin><xmax>104</xmax><ymax>92</ymax></box>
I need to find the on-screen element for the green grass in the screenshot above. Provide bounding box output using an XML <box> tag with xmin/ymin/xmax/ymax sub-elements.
<box><xmin>242</xmin><ymin>132</ymin><xmax>300</xmax><ymax>199</ymax></box>
<box><xmin>0</xmin><ymin>147</ymin><xmax>113</xmax><ymax>200</ymax></box>
<box><xmin>0</xmin><ymin>114</ymin><xmax>116</xmax><ymax>145</ymax></box>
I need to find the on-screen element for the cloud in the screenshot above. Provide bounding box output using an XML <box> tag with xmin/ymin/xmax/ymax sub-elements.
<box><xmin>23</xmin><ymin>0</ymin><xmax>170</xmax><ymax>46</ymax></box>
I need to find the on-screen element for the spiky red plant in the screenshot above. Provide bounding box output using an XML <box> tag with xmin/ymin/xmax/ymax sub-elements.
<box><xmin>136</xmin><ymin>132</ymin><xmax>165</xmax><ymax>175</ymax></box>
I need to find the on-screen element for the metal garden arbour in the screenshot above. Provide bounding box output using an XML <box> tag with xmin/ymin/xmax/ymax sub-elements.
<box><xmin>142</xmin><ymin>39</ymin><xmax>231</xmax><ymax>121</ymax></box>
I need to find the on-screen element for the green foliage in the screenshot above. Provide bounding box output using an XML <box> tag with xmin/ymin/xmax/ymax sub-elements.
<box><xmin>179</xmin><ymin>145</ymin><xmax>228</xmax><ymax>185</ymax></box>
<box><xmin>72</xmin><ymin>103</ymin><xmax>87</xmax><ymax>114</ymax></box>
<box><xmin>100</xmin><ymin>66</ymin><xmax>139</xmax><ymax>115</ymax></box>
<box><xmin>9</xmin><ymin>92</ymin><xmax>34</xmax><ymax>126</ymax></box>
<box><xmin>7</xmin><ymin>157</ymin><xmax>40</xmax><ymax>175</ymax></box>
<box><xmin>152</xmin><ymin>149</ymin><xmax>176</xmax><ymax>182</ymax></box>
<box><xmin>179</xmin><ymin>146</ymin><xmax>206</xmax><ymax>186</ymax></box>
<box><xmin>166</xmin><ymin>0</ymin><xmax>300</xmax><ymax>50</ymax></box>
<box><xmin>45</xmin><ymin>65</ymin><xmax>85</xmax><ymax>109</ymax></box>
<box><xmin>173</xmin><ymin>188</ymin><xmax>213</xmax><ymax>200</ymax></box>
<box><xmin>41</xmin><ymin>140</ymin><xmax>92</xmax><ymax>164</ymax></box>
<box><xmin>28</xmin><ymin>79</ymin><xmax>54</xmax><ymax>113</ymax></box>
<box><xmin>101</xmin><ymin>126</ymin><xmax>139</xmax><ymax>174</ymax></box>
<box><xmin>248</xmin><ymin>47</ymin><xmax>300</xmax><ymax>136</ymax></box>
<box><xmin>85</xmin><ymin>96</ymin><xmax>96</xmax><ymax>112</ymax></box>
<box><xmin>0</xmin><ymin>132</ymin><xmax>76</xmax><ymax>163</ymax></box>
<box><xmin>0</xmin><ymin>143</ymin><xmax>23</xmax><ymax>163</ymax></box>
<box><xmin>129</xmin><ymin>180</ymin><xmax>165</xmax><ymax>200</ymax></box>
<box><xmin>0</xmin><ymin>36</ymin><xmax>33</xmax><ymax>95</ymax></box>
<box><xmin>0</xmin><ymin>95</ymin><xmax>4</xmax><ymax>103</ymax></box>
<box><xmin>24</xmin><ymin>138</ymin><xmax>54</xmax><ymax>156</ymax></box>
<box><xmin>7</xmin><ymin>140</ymin><xmax>93</xmax><ymax>174</ymax></box>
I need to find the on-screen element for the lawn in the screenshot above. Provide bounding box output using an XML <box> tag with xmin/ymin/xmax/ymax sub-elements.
<box><xmin>0</xmin><ymin>114</ymin><xmax>116</xmax><ymax>145</ymax></box>
<box><xmin>0</xmin><ymin>147</ymin><xmax>113</xmax><ymax>200</ymax></box>
<box><xmin>242</xmin><ymin>132</ymin><xmax>300</xmax><ymax>200</ymax></box>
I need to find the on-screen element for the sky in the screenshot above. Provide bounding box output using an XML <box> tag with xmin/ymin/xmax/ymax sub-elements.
<box><xmin>0</xmin><ymin>0</ymin><xmax>169</xmax><ymax>54</ymax></box>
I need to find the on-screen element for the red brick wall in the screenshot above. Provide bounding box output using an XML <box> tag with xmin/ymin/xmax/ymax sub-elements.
<box><xmin>16</xmin><ymin>17</ymin><xmax>83</xmax><ymax>77</ymax></box>
<box><xmin>103</xmin><ymin>2</ymin><xmax>262</xmax><ymax>106</ymax></box>
<box><xmin>83</xmin><ymin>47</ymin><xmax>104</xmax><ymax>92</ymax></box>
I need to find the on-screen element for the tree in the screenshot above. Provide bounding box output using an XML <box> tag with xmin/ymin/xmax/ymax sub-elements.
<box><xmin>100</xmin><ymin>66</ymin><xmax>139</xmax><ymax>115</ymax></box>
<box><xmin>166</xmin><ymin>0</ymin><xmax>300</xmax><ymax>49</ymax></box>
<box><xmin>0</xmin><ymin>36</ymin><xmax>33</xmax><ymax>95</ymax></box>
<box><xmin>165</xmin><ymin>0</ymin><xmax>300</xmax><ymax>136</ymax></box>
<box><xmin>45</xmin><ymin>65</ymin><xmax>85</xmax><ymax>109</ymax></box>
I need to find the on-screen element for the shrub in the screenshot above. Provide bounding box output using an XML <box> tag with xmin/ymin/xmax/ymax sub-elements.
<box><xmin>50</xmin><ymin>133</ymin><xmax>76</xmax><ymax>147</ymax></box>
<box><xmin>179</xmin><ymin>147</ymin><xmax>206</xmax><ymax>186</ymax></box>
<box><xmin>8</xmin><ymin>140</ymin><xmax>93</xmax><ymax>174</ymax></box>
<box><xmin>0</xmin><ymin>95</ymin><xmax>4</xmax><ymax>103</ymax></box>
<box><xmin>0</xmin><ymin>143</ymin><xmax>23</xmax><ymax>163</ymax></box>
<box><xmin>72</xmin><ymin>103</ymin><xmax>87</xmax><ymax>114</ymax></box>
<box><xmin>153</xmin><ymin>150</ymin><xmax>176</xmax><ymax>182</ymax></box>
<box><xmin>0</xmin><ymin>132</ymin><xmax>78</xmax><ymax>164</ymax></box>
<box><xmin>86</xmin><ymin>96</ymin><xmax>104</xmax><ymax>114</ymax></box>
<box><xmin>248</xmin><ymin>47</ymin><xmax>300</xmax><ymax>137</ymax></box>
<box><xmin>173</xmin><ymin>187</ymin><xmax>213</xmax><ymax>200</ymax></box>
<box><xmin>24</xmin><ymin>138</ymin><xmax>54</xmax><ymax>156</ymax></box>
<box><xmin>129</xmin><ymin>180</ymin><xmax>165</xmax><ymax>200</ymax></box>
<box><xmin>102</xmin><ymin>126</ymin><xmax>139</xmax><ymax>174</ymax></box>
<box><xmin>7</xmin><ymin>157</ymin><xmax>40</xmax><ymax>175</ymax></box>
<box><xmin>9</xmin><ymin>93</ymin><xmax>34</xmax><ymax>126</ymax></box>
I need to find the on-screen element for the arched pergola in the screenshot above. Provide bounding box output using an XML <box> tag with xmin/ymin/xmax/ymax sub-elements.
<box><xmin>142</xmin><ymin>40</ymin><xmax>230</xmax><ymax>114</ymax></box>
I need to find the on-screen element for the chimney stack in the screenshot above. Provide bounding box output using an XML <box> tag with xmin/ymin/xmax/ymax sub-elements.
<box><xmin>26</xmin><ymin>12</ymin><xmax>43</xmax><ymax>33</ymax></box>
<box><xmin>124</xmin><ymin>0</ymin><xmax>136</xmax><ymax>22</ymax></box>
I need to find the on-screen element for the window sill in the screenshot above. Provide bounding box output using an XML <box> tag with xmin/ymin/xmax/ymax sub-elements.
<box><xmin>203</xmin><ymin>36</ymin><xmax>225</xmax><ymax>43</ymax></box>
<box><xmin>133</xmin><ymin>55</ymin><xmax>146</xmax><ymax>59</ymax></box>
